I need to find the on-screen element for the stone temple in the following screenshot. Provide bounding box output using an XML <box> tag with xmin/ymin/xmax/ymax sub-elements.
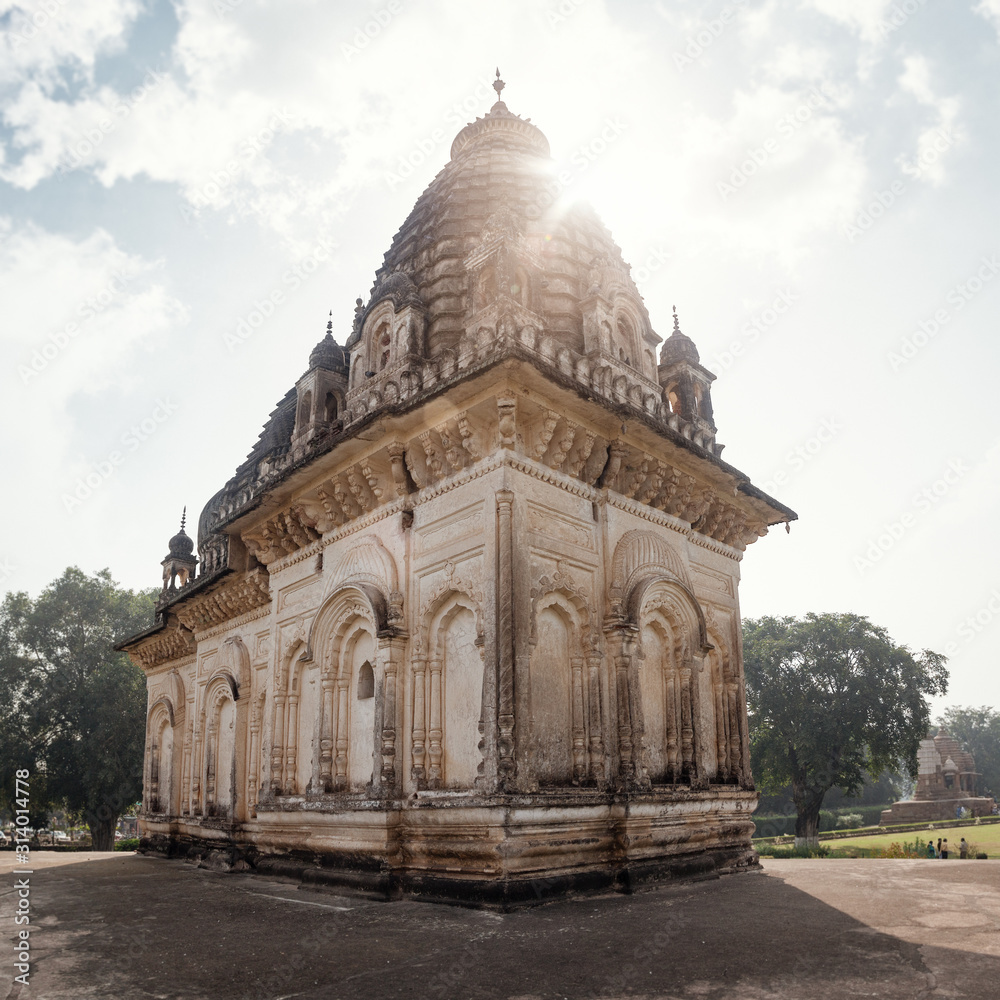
<box><xmin>880</xmin><ymin>730</ymin><xmax>995</xmax><ymax>825</ymax></box>
<box><xmin>122</xmin><ymin>76</ymin><xmax>795</xmax><ymax>905</ymax></box>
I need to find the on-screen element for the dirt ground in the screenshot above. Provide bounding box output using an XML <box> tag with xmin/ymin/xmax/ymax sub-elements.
<box><xmin>2</xmin><ymin>851</ymin><xmax>998</xmax><ymax>999</ymax></box>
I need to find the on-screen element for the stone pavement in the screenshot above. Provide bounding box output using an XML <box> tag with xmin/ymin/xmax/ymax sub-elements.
<box><xmin>2</xmin><ymin>852</ymin><xmax>999</xmax><ymax>999</ymax></box>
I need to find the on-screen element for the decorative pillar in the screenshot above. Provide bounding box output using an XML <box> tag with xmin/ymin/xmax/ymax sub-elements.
<box><xmin>270</xmin><ymin>693</ymin><xmax>286</xmax><ymax>794</ymax></box>
<box><xmin>665</xmin><ymin>664</ymin><xmax>680</xmax><ymax>780</ymax></box>
<box><xmin>319</xmin><ymin>678</ymin><xmax>335</xmax><ymax>791</ymax></box>
<box><xmin>714</xmin><ymin>682</ymin><xmax>729</xmax><ymax>781</ymax></box>
<box><xmin>726</xmin><ymin>681</ymin><xmax>750</xmax><ymax>783</ymax></box>
<box><xmin>610</xmin><ymin>628</ymin><xmax>638</xmax><ymax>785</ymax></box>
<box><xmin>428</xmin><ymin>658</ymin><xmax>443</xmax><ymax>786</ymax></box>
<box><xmin>571</xmin><ymin>655</ymin><xmax>586</xmax><ymax>783</ymax></box>
<box><xmin>248</xmin><ymin>712</ymin><xmax>260</xmax><ymax>816</ymax></box>
<box><xmin>378</xmin><ymin>636</ymin><xmax>404</xmax><ymax>790</ymax></box>
<box><xmin>680</xmin><ymin>663</ymin><xmax>695</xmax><ymax>780</ymax></box>
<box><xmin>411</xmin><ymin>654</ymin><xmax>427</xmax><ymax>786</ymax></box>
<box><xmin>334</xmin><ymin>679</ymin><xmax>349</xmax><ymax>784</ymax></box>
<box><xmin>586</xmin><ymin>649</ymin><xmax>605</xmax><ymax>785</ymax></box>
<box><xmin>496</xmin><ymin>489</ymin><xmax>516</xmax><ymax>784</ymax></box>
<box><xmin>284</xmin><ymin>694</ymin><xmax>299</xmax><ymax>793</ymax></box>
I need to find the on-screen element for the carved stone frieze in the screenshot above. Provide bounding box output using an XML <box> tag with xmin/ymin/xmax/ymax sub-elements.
<box><xmin>174</xmin><ymin>570</ymin><xmax>271</xmax><ymax>632</ymax></box>
<box><xmin>131</xmin><ymin>626</ymin><xmax>197</xmax><ymax>670</ymax></box>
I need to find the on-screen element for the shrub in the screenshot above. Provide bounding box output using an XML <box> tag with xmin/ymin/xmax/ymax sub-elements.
<box><xmin>836</xmin><ymin>813</ymin><xmax>864</xmax><ymax>828</ymax></box>
<box><xmin>114</xmin><ymin>838</ymin><xmax>139</xmax><ymax>852</ymax></box>
<box><xmin>756</xmin><ymin>843</ymin><xmax>830</xmax><ymax>859</ymax></box>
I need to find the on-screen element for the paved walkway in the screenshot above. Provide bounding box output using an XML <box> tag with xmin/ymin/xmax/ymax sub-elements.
<box><xmin>2</xmin><ymin>852</ymin><xmax>999</xmax><ymax>999</ymax></box>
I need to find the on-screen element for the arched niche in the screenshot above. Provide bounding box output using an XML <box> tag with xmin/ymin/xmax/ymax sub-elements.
<box><xmin>527</xmin><ymin>587</ymin><xmax>592</xmax><ymax>787</ymax></box>
<box><xmin>200</xmin><ymin>670</ymin><xmax>247</xmax><ymax>821</ymax></box>
<box><xmin>146</xmin><ymin>697</ymin><xmax>178</xmax><ymax>816</ymax></box>
<box><xmin>307</xmin><ymin>585</ymin><xmax>386</xmax><ymax>793</ymax></box>
<box><xmin>634</xmin><ymin>578</ymin><xmax>707</xmax><ymax>785</ymax></box>
<box><xmin>410</xmin><ymin>587</ymin><xmax>484</xmax><ymax>790</ymax></box>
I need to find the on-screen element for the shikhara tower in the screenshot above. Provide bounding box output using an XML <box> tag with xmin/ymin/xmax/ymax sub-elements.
<box><xmin>122</xmin><ymin>75</ymin><xmax>795</xmax><ymax>905</ymax></box>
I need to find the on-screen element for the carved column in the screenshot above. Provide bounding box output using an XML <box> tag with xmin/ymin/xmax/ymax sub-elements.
<box><xmin>571</xmin><ymin>655</ymin><xmax>586</xmax><ymax>783</ymax></box>
<box><xmin>411</xmin><ymin>654</ymin><xmax>427</xmax><ymax>786</ymax></box>
<box><xmin>496</xmin><ymin>489</ymin><xmax>516</xmax><ymax>784</ymax></box>
<box><xmin>428</xmin><ymin>658</ymin><xmax>443</xmax><ymax>786</ymax></box>
<box><xmin>319</xmin><ymin>678</ymin><xmax>335</xmax><ymax>791</ymax></box>
<box><xmin>728</xmin><ymin>679</ymin><xmax>745</xmax><ymax>783</ymax></box>
<box><xmin>680</xmin><ymin>662</ymin><xmax>695</xmax><ymax>781</ymax></box>
<box><xmin>609</xmin><ymin>628</ymin><xmax>638</xmax><ymax>785</ymax></box>
<box><xmin>248</xmin><ymin>713</ymin><xmax>260</xmax><ymax>817</ymax></box>
<box><xmin>665</xmin><ymin>663</ymin><xmax>680</xmax><ymax>780</ymax></box>
<box><xmin>270</xmin><ymin>693</ymin><xmax>286</xmax><ymax>794</ymax></box>
<box><xmin>714</xmin><ymin>682</ymin><xmax>729</xmax><ymax>781</ymax></box>
<box><xmin>334</xmin><ymin>679</ymin><xmax>349</xmax><ymax>784</ymax></box>
<box><xmin>379</xmin><ymin>636</ymin><xmax>404</xmax><ymax>791</ymax></box>
<box><xmin>586</xmin><ymin>649</ymin><xmax>605</xmax><ymax>785</ymax></box>
<box><xmin>284</xmin><ymin>694</ymin><xmax>299</xmax><ymax>793</ymax></box>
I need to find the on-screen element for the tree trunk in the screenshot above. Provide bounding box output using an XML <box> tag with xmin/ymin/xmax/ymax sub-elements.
<box><xmin>89</xmin><ymin>815</ymin><xmax>117</xmax><ymax>852</ymax></box>
<box><xmin>792</xmin><ymin>784</ymin><xmax>826</xmax><ymax>849</ymax></box>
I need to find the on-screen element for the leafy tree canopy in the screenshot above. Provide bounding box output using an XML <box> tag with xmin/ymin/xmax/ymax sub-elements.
<box><xmin>0</xmin><ymin>567</ymin><xmax>156</xmax><ymax>849</ymax></box>
<box><xmin>744</xmin><ymin>612</ymin><xmax>947</xmax><ymax>843</ymax></box>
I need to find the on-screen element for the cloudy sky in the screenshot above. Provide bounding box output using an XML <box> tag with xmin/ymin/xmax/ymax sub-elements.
<box><xmin>2</xmin><ymin>0</ymin><xmax>998</xmax><ymax>716</ymax></box>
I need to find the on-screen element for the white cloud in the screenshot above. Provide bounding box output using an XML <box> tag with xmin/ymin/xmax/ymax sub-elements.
<box><xmin>803</xmin><ymin>0</ymin><xmax>895</xmax><ymax>45</ymax></box>
<box><xmin>0</xmin><ymin>0</ymin><xmax>141</xmax><ymax>85</ymax></box>
<box><xmin>975</xmin><ymin>0</ymin><xmax>1000</xmax><ymax>34</ymax></box>
<box><xmin>895</xmin><ymin>55</ymin><xmax>960</xmax><ymax>185</ymax></box>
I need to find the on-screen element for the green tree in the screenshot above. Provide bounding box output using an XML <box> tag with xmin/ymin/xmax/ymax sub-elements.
<box><xmin>0</xmin><ymin>568</ymin><xmax>156</xmax><ymax>850</ymax></box>
<box><xmin>744</xmin><ymin>613</ymin><xmax>948</xmax><ymax>845</ymax></box>
<box><xmin>936</xmin><ymin>706</ymin><xmax>1000</xmax><ymax>799</ymax></box>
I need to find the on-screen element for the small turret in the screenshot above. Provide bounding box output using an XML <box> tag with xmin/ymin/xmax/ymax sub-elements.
<box><xmin>161</xmin><ymin>508</ymin><xmax>197</xmax><ymax>594</ymax></box>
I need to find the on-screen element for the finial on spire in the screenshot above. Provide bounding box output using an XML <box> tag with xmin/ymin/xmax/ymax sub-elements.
<box><xmin>493</xmin><ymin>67</ymin><xmax>505</xmax><ymax>101</ymax></box>
<box><xmin>672</xmin><ymin>304</ymin><xmax>680</xmax><ymax>333</ymax></box>
<box><xmin>180</xmin><ymin>506</ymin><xmax>187</xmax><ymax>531</ymax></box>
<box><xmin>326</xmin><ymin>309</ymin><xmax>333</xmax><ymax>335</ymax></box>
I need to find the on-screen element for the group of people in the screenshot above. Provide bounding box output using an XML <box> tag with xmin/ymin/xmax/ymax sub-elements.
<box><xmin>925</xmin><ymin>837</ymin><xmax>970</xmax><ymax>859</ymax></box>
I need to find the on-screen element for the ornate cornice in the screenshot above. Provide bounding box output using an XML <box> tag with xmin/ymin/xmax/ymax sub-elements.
<box><xmin>174</xmin><ymin>569</ymin><xmax>271</xmax><ymax>632</ymax></box>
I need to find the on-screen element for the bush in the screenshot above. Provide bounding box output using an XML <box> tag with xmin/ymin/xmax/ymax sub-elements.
<box><xmin>752</xmin><ymin>803</ymin><xmax>887</xmax><ymax>838</ymax></box>
<box><xmin>836</xmin><ymin>813</ymin><xmax>864</xmax><ymax>828</ymax></box>
<box><xmin>756</xmin><ymin>843</ymin><xmax>830</xmax><ymax>859</ymax></box>
<box><xmin>114</xmin><ymin>838</ymin><xmax>139</xmax><ymax>852</ymax></box>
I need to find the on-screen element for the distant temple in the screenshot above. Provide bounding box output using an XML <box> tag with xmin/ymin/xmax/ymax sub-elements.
<box><xmin>121</xmin><ymin>74</ymin><xmax>795</xmax><ymax>904</ymax></box>
<box><xmin>880</xmin><ymin>730</ymin><xmax>995</xmax><ymax>825</ymax></box>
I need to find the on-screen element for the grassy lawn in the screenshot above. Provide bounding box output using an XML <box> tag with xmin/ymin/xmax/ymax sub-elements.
<box><xmin>819</xmin><ymin>823</ymin><xmax>1000</xmax><ymax>858</ymax></box>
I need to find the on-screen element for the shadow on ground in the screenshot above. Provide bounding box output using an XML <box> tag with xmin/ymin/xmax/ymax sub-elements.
<box><xmin>4</xmin><ymin>853</ymin><xmax>999</xmax><ymax>999</ymax></box>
